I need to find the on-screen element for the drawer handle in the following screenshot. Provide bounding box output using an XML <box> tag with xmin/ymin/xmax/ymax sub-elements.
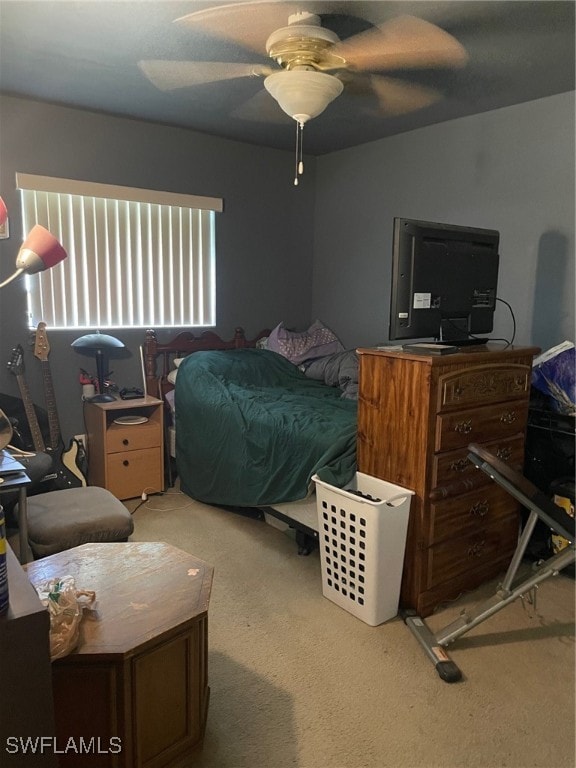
<box><xmin>449</xmin><ymin>458</ymin><xmax>469</xmax><ymax>473</ymax></box>
<box><xmin>454</xmin><ymin>420</ymin><xmax>472</xmax><ymax>434</ymax></box>
<box><xmin>468</xmin><ymin>540</ymin><xmax>486</xmax><ymax>558</ymax></box>
<box><xmin>496</xmin><ymin>447</ymin><xmax>512</xmax><ymax>461</ymax></box>
<box><xmin>470</xmin><ymin>500</ymin><xmax>489</xmax><ymax>517</ymax></box>
<box><xmin>123</xmin><ymin>460</ymin><xmax>130</xmax><ymax>467</ymax></box>
<box><xmin>500</xmin><ymin>411</ymin><xmax>517</xmax><ymax>424</ymax></box>
<box><xmin>122</xmin><ymin>438</ymin><xmax>129</xmax><ymax>446</ymax></box>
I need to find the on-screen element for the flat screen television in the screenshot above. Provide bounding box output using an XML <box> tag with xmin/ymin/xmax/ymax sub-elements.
<box><xmin>389</xmin><ymin>217</ymin><xmax>500</xmax><ymax>345</ymax></box>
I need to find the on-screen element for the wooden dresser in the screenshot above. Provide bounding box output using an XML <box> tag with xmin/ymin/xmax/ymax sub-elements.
<box><xmin>356</xmin><ymin>345</ymin><xmax>540</xmax><ymax>617</ymax></box>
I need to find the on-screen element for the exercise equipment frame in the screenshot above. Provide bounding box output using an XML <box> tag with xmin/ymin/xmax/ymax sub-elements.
<box><xmin>402</xmin><ymin>442</ymin><xmax>575</xmax><ymax>683</ymax></box>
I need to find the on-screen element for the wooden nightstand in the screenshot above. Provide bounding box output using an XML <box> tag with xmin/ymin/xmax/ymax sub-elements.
<box><xmin>84</xmin><ymin>396</ymin><xmax>164</xmax><ymax>500</ymax></box>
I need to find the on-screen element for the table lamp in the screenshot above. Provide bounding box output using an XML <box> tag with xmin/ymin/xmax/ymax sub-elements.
<box><xmin>71</xmin><ymin>333</ymin><xmax>125</xmax><ymax>403</ymax></box>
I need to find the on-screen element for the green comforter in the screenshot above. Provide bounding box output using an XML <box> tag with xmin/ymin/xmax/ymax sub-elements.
<box><xmin>175</xmin><ymin>348</ymin><xmax>357</xmax><ymax>506</ymax></box>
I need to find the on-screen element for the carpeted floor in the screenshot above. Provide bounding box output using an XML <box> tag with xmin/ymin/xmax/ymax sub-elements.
<box><xmin>126</xmin><ymin>487</ymin><xmax>575</xmax><ymax>768</ymax></box>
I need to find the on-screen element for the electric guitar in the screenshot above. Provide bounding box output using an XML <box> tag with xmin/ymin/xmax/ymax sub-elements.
<box><xmin>7</xmin><ymin>344</ymin><xmax>47</xmax><ymax>453</ymax></box>
<box><xmin>33</xmin><ymin>323</ymin><xmax>87</xmax><ymax>489</ymax></box>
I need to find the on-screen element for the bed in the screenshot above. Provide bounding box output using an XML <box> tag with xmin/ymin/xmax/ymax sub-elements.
<box><xmin>143</xmin><ymin>325</ymin><xmax>358</xmax><ymax>537</ymax></box>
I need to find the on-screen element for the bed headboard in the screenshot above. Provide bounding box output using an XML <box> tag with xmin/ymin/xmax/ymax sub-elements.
<box><xmin>143</xmin><ymin>327</ymin><xmax>270</xmax><ymax>399</ymax></box>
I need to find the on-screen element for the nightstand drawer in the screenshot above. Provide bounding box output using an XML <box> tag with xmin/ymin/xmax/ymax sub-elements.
<box><xmin>106</xmin><ymin>422</ymin><xmax>162</xmax><ymax>453</ymax></box>
<box><xmin>107</xmin><ymin>447</ymin><xmax>163</xmax><ymax>499</ymax></box>
<box><xmin>435</xmin><ymin>401</ymin><xmax>529</xmax><ymax>452</ymax></box>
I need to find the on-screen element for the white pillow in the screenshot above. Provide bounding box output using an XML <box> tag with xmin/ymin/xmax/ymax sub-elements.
<box><xmin>167</xmin><ymin>356</ymin><xmax>187</xmax><ymax>383</ymax></box>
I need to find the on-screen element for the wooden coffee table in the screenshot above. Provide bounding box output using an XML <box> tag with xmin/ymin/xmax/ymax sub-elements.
<box><xmin>25</xmin><ymin>542</ymin><xmax>213</xmax><ymax>768</ymax></box>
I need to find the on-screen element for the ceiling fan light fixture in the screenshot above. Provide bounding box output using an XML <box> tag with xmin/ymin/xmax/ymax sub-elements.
<box><xmin>264</xmin><ymin>69</ymin><xmax>343</xmax><ymax>187</ymax></box>
<box><xmin>264</xmin><ymin>70</ymin><xmax>343</xmax><ymax>123</ymax></box>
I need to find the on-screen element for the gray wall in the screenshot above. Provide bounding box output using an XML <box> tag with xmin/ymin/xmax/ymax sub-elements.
<box><xmin>0</xmin><ymin>94</ymin><xmax>316</xmax><ymax>440</ymax></box>
<box><xmin>312</xmin><ymin>91</ymin><xmax>575</xmax><ymax>350</ymax></box>
<box><xmin>1</xmin><ymin>91</ymin><xmax>574</xmax><ymax>442</ymax></box>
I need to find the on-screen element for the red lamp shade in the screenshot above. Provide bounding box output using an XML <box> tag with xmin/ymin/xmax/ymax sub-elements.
<box><xmin>0</xmin><ymin>197</ymin><xmax>7</xmax><ymax>228</ymax></box>
<box><xmin>0</xmin><ymin>224</ymin><xmax>68</xmax><ymax>289</ymax></box>
<box><xmin>15</xmin><ymin>224</ymin><xmax>68</xmax><ymax>273</ymax></box>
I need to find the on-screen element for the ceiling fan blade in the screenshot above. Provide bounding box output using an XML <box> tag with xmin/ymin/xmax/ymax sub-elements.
<box><xmin>231</xmin><ymin>88</ymin><xmax>293</xmax><ymax>124</ymax></box>
<box><xmin>137</xmin><ymin>60</ymin><xmax>271</xmax><ymax>91</ymax></box>
<box><xmin>331</xmin><ymin>15</ymin><xmax>468</xmax><ymax>72</ymax></box>
<box><xmin>366</xmin><ymin>74</ymin><xmax>441</xmax><ymax>116</ymax></box>
<box><xmin>175</xmin><ymin>2</ymin><xmax>307</xmax><ymax>55</ymax></box>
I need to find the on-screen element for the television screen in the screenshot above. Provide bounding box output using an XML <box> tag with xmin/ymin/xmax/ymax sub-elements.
<box><xmin>389</xmin><ymin>217</ymin><xmax>500</xmax><ymax>345</ymax></box>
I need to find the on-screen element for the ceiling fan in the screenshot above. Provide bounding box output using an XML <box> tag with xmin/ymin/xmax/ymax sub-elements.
<box><xmin>138</xmin><ymin>2</ymin><xmax>468</xmax><ymax>184</ymax></box>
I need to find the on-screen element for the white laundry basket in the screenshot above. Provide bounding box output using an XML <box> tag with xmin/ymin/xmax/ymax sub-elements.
<box><xmin>313</xmin><ymin>472</ymin><xmax>414</xmax><ymax>626</ymax></box>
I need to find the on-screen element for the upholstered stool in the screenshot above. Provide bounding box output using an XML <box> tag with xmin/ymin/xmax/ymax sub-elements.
<box><xmin>22</xmin><ymin>486</ymin><xmax>134</xmax><ymax>559</ymax></box>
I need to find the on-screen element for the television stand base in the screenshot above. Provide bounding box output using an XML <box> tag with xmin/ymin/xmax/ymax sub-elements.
<box><xmin>451</xmin><ymin>337</ymin><xmax>489</xmax><ymax>347</ymax></box>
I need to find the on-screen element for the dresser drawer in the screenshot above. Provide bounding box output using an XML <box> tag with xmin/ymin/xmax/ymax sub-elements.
<box><xmin>438</xmin><ymin>364</ymin><xmax>531</xmax><ymax>409</ymax></box>
<box><xmin>425</xmin><ymin>515</ymin><xmax>520</xmax><ymax>591</ymax></box>
<box><xmin>435</xmin><ymin>400</ymin><xmax>529</xmax><ymax>452</ymax></box>
<box><xmin>106</xmin><ymin>422</ymin><xmax>162</xmax><ymax>453</ymax></box>
<box><xmin>106</xmin><ymin>447</ymin><xmax>163</xmax><ymax>499</ymax></box>
<box><xmin>427</xmin><ymin>484</ymin><xmax>518</xmax><ymax>545</ymax></box>
<box><xmin>432</xmin><ymin>435</ymin><xmax>524</xmax><ymax>490</ymax></box>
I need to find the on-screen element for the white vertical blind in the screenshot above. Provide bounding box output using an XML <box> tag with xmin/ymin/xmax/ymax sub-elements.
<box><xmin>17</xmin><ymin>174</ymin><xmax>221</xmax><ymax>329</ymax></box>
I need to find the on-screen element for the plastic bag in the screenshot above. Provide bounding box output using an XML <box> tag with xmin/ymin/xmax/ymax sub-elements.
<box><xmin>33</xmin><ymin>575</ymin><xmax>96</xmax><ymax>660</ymax></box>
<box><xmin>532</xmin><ymin>341</ymin><xmax>575</xmax><ymax>416</ymax></box>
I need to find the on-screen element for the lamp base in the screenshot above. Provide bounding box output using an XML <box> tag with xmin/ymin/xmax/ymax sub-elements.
<box><xmin>88</xmin><ymin>394</ymin><xmax>117</xmax><ymax>403</ymax></box>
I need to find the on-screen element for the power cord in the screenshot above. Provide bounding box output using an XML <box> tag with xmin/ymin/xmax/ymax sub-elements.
<box><xmin>495</xmin><ymin>297</ymin><xmax>516</xmax><ymax>346</ymax></box>
<box><xmin>440</xmin><ymin>297</ymin><xmax>516</xmax><ymax>348</ymax></box>
<box><xmin>129</xmin><ymin>487</ymin><xmax>195</xmax><ymax>515</ymax></box>
<box><xmin>132</xmin><ymin>488</ymin><xmax>196</xmax><ymax>513</ymax></box>
<box><xmin>129</xmin><ymin>497</ymin><xmax>147</xmax><ymax>516</ymax></box>
<box><xmin>129</xmin><ymin>486</ymin><xmax>159</xmax><ymax>515</ymax></box>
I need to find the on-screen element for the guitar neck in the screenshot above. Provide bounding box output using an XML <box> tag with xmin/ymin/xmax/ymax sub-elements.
<box><xmin>40</xmin><ymin>360</ymin><xmax>62</xmax><ymax>450</ymax></box>
<box><xmin>15</xmin><ymin>373</ymin><xmax>46</xmax><ymax>452</ymax></box>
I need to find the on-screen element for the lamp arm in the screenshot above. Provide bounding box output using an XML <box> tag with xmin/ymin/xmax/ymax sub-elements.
<box><xmin>0</xmin><ymin>268</ymin><xmax>25</xmax><ymax>289</ymax></box>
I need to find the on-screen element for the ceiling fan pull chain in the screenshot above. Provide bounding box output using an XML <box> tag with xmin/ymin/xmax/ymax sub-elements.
<box><xmin>294</xmin><ymin>120</ymin><xmax>305</xmax><ymax>186</ymax></box>
<box><xmin>294</xmin><ymin>120</ymin><xmax>300</xmax><ymax>186</ymax></box>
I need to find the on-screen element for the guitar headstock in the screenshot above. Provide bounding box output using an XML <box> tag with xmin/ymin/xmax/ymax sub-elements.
<box><xmin>34</xmin><ymin>321</ymin><xmax>50</xmax><ymax>362</ymax></box>
<box><xmin>7</xmin><ymin>344</ymin><xmax>25</xmax><ymax>375</ymax></box>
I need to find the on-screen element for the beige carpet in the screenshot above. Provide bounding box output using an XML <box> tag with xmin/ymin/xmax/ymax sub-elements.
<box><xmin>126</xmin><ymin>488</ymin><xmax>575</xmax><ymax>768</ymax></box>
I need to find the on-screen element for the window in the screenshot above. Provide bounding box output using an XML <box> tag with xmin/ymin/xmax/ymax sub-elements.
<box><xmin>17</xmin><ymin>173</ymin><xmax>222</xmax><ymax>330</ymax></box>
